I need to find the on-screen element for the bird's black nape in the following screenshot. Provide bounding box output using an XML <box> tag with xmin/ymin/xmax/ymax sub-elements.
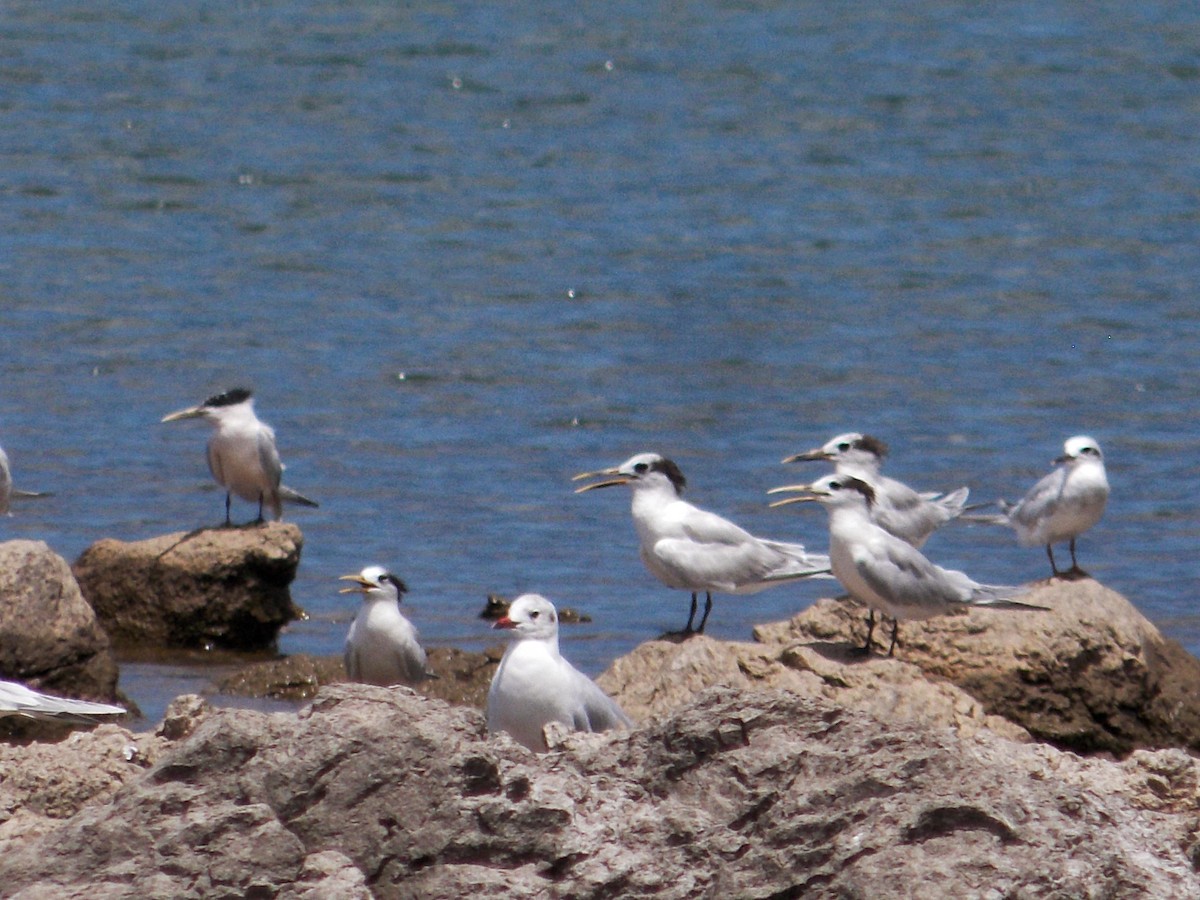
<box><xmin>204</xmin><ymin>387</ymin><xmax>254</xmax><ymax>408</ymax></box>
<box><xmin>854</xmin><ymin>434</ymin><xmax>889</xmax><ymax>459</ymax></box>
<box><xmin>651</xmin><ymin>457</ymin><xmax>687</xmax><ymax>494</ymax></box>
<box><xmin>383</xmin><ymin>573</ymin><xmax>409</xmax><ymax>595</ymax></box>
<box><xmin>841</xmin><ymin>476</ymin><xmax>877</xmax><ymax>507</ymax></box>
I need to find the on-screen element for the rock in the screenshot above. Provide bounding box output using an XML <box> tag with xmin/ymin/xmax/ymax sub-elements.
<box><xmin>754</xmin><ymin>578</ymin><xmax>1200</xmax><ymax>754</ymax></box>
<box><xmin>0</xmin><ymin>540</ymin><xmax>119</xmax><ymax>739</ymax></box>
<box><xmin>73</xmin><ymin>524</ymin><xmax>304</xmax><ymax>650</ymax></box>
<box><xmin>597</xmin><ymin>634</ymin><xmax>1030</xmax><ymax>742</ymax></box>
<box><xmin>1</xmin><ymin>685</ymin><xmax>1197</xmax><ymax>897</ymax></box>
<box><xmin>215</xmin><ymin>645</ymin><xmax>503</xmax><ymax>708</ymax></box>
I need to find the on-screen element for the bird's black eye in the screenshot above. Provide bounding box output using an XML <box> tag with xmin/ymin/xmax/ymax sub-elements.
<box><xmin>530</xmin><ymin>610</ymin><xmax>540</xmax><ymax>619</ymax></box>
<box><xmin>633</xmin><ymin>462</ymin><xmax>648</xmax><ymax>473</ymax></box>
<box><xmin>829</xmin><ymin>480</ymin><xmax>843</xmax><ymax>490</ymax></box>
<box><xmin>836</xmin><ymin>442</ymin><xmax>850</xmax><ymax>452</ymax></box>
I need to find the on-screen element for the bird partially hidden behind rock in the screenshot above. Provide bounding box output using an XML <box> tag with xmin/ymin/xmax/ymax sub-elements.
<box><xmin>161</xmin><ymin>387</ymin><xmax>318</xmax><ymax>526</ymax></box>
<box><xmin>0</xmin><ymin>679</ymin><xmax>125</xmax><ymax>723</ymax></box>
<box><xmin>486</xmin><ymin>593</ymin><xmax>631</xmax><ymax>752</ymax></box>
<box><xmin>340</xmin><ymin>566</ymin><xmax>433</xmax><ymax>687</ymax></box>
<box><xmin>769</xmin><ymin>474</ymin><xmax>1047</xmax><ymax>656</ymax></box>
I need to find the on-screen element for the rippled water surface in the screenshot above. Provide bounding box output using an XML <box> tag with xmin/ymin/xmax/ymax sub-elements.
<box><xmin>3</xmin><ymin>1</ymin><xmax>1198</xmax><ymax>723</ymax></box>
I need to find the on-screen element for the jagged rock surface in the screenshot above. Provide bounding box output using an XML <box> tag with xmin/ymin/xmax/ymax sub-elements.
<box><xmin>1</xmin><ymin>685</ymin><xmax>1198</xmax><ymax>899</ymax></box>
<box><xmin>753</xmin><ymin>578</ymin><xmax>1200</xmax><ymax>754</ymax></box>
<box><xmin>73</xmin><ymin>523</ymin><xmax>304</xmax><ymax>650</ymax></box>
<box><xmin>0</xmin><ymin>540</ymin><xmax>120</xmax><ymax>734</ymax></box>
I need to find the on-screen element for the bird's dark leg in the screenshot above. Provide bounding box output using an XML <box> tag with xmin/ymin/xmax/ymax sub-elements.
<box><xmin>886</xmin><ymin>618</ymin><xmax>901</xmax><ymax>657</ymax></box>
<box><xmin>684</xmin><ymin>592</ymin><xmax>698</xmax><ymax>633</ymax></box>
<box><xmin>224</xmin><ymin>492</ymin><xmax>233</xmax><ymax>527</ymax></box>
<box><xmin>254</xmin><ymin>492</ymin><xmax>266</xmax><ymax>525</ymax></box>
<box><xmin>859</xmin><ymin>609</ymin><xmax>877</xmax><ymax>654</ymax></box>
<box><xmin>696</xmin><ymin>592</ymin><xmax>713</xmax><ymax>634</ymax></box>
<box><xmin>1064</xmin><ymin>537</ymin><xmax>1087</xmax><ymax>578</ymax></box>
<box><xmin>1046</xmin><ymin>544</ymin><xmax>1060</xmax><ymax>577</ymax></box>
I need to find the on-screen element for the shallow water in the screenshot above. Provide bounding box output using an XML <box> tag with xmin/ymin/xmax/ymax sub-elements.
<box><xmin>2</xmin><ymin>1</ymin><xmax>1198</xmax><ymax>725</ymax></box>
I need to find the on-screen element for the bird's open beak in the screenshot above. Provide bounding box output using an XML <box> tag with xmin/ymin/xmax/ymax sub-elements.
<box><xmin>780</xmin><ymin>448</ymin><xmax>828</xmax><ymax>464</ymax></box>
<box><xmin>161</xmin><ymin>406</ymin><xmax>205</xmax><ymax>423</ymax></box>
<box><xmin>766</xmin><ymin>484</ymin><xmax>821</xmax><ymax>508</ymax></box>
<box><xmin>571</xmin><ymin>467</ymin><xmax>629</xmax><ymax>493</ymax></box>
<box><xmin>338</xmin><ymin>574</ymin><xmax>373</xmax><ymax>593</ymax></box>
<box><xmin>1053</xmin><ymin>453</ymin><xmax>1074</xmax><ymax>465</ymax></box>
<box><xmin>492</xmin><ymin>616</ymin><xmax>516</xmax><ymax>630</ymax></box>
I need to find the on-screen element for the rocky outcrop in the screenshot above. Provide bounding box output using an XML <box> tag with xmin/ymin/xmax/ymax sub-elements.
<box><xmin>73</xmin><ymin>524</ymin><xmax>304</xmax><ymax>650</ymax></box>
<box><xmin>2</xmin><ymin>685</ymin><xmax>1199</xmax><ymax>898</ymax></box>
<box><xmin>0</xmin><ymin>540</ymin><xmax>119</xmax><ymax>708</ymax></box>
<box><xmin>752</xmin><ymin>578</ymin><xmax>1200</xmax><ymax>754</ymax></box>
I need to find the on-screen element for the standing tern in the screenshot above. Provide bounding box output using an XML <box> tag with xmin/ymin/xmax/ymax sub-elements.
<box><xmin>340</xmin><ymin>566</ymin><xmax>431</xmax><ymax>687</ymax></box>
<box><xmin>0</xmin><ymin>680</ymin><xmax>125</xmax><ymax>723</ymax></box>
<box><xmin>769</xmin><ymin>474</ymin><xmax>1044</xmax><ymax>656</ymax></box>
<box><xmin>574</xmin><ymin>452</ymin><xmax>830</xmax><ymax>634</ymax></box>
<box><xmin>783</xmin><ymin>432</ymin><xmax>970</xmax><ymax>548</ymax></box>
<box><xmin>967</xmin><ymin>435</ymin><xmax>1109</xmax><ymax>578</ymax></box>
<box><xmin>161</xmin><ymin>388</ymin><xmax>318</xmax><ymax>525</ymax></box>
<box><xmin>486</xmin><ymin>593</ymin><xmax>631</xmax><ymax>752</ymax></box>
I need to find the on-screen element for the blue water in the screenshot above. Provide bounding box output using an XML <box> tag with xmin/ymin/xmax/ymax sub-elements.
<box><xmin>3</xmin><ymin>1</ymin><xmax>1198</xmax><ymax>723</ymax></box>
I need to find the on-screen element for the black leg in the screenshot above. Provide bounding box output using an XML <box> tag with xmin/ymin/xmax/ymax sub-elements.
<box><xmin>224</xmin><ymin>492</ymin><xmax>233</xmax><ymax>527</ymax></box>
<box><xmin>255</xmin><ymin>492</ymin><xmax>265</xmax><ymax>525</ymax></box>
<box><xmin>886</xmin><ymin>619</ymin><xmax>900</xmax><ymax>657</ymax></box>
<box><xmin>696</xmin><ymin>592</ymin><xmax>713</xmax><ymax>634</ymax></box>
<box><xmin>684</xmin><ymin>592</ymin><xmax>698</xmax><ymax>633</ymax></box>
<box><xmin>1069</xmin><ymin>538</ymin><xmax>1079</xmax><ymax>570</ymax></box>
<box><xmin>1046</xmin><ymin>544</ymin><xmax>1060</xmax><ymax>577</ymax></box>
<box><xmin>859</xmin><ymin>609</ymin><xmax>877</xmax><ymax>653</ymax></box>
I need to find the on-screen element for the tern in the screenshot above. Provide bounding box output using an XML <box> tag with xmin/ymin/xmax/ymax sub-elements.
<box><xmin>486</xmin><ymin>593</ymin><xmax>631</xmax><ymax>752</ymax></box>
<box><xmin>340</xmin><ymin>566</ymin><xmax>431</xmax><ymax>687</ymax></box>
<box><xmin>783</xmin><ymin>432</ymin><xmax>970</xmax><ymax>548</ymax></box>
<box><xmin>769</xmin><ymin>474</ymin><xmax>1044</xmax><ymax>656</ymax></box>
<box><xmin>967</xmin><ymin>435</ymin><xmax>1109</xmax><ymax>578</ymax></box>
<box><xmin>574</xmin><ymin>452</ymin><xmax>831</xmax><ymax>634</ymax></box>
<box><xmin>161</xmin><ymin>388</ymin><xmax>318</xmax><ymax>525</ymax></box>
<box><xmin>0</xmin><ymin>680</ymin><xmax>125</xmax><ymax>723</ymax></box>
<box><xmin>0</xmin><ymin>443</ymin><xmax>52</xmax><ymax>516</ymax></box>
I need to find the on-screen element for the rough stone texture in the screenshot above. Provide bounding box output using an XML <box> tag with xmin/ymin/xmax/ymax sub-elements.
<box><xmin>753</xmin><ymin>578</ymin><xmax>1200</xmax><ymax>754</ymax></box>
<box><xmin>73</xmin><ymin>523</ymin><xmax>304</xmax><ymax>650</ymax></box>
<box><xmin>2</xmin><ymin>685</ymin><xmax>1199</xmax><ymax>898</ymax></box>
<box><xmin>597</xmin><ymin>634</ymin><xmax>1031</xmax><ymax>742</ymax></box>
<box><xmin>215</xmin><ymin>645</ymin><xmax>503</xmax><ymax>708</ymax></box>
<box><xmin>0</xmin><ymin>540</ymin><xmax>119</xmax><ymax>711</ymax></box>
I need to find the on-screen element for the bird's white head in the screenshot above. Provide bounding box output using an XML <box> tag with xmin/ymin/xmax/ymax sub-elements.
<box><xmin>161</xmin><ymin>387</ymin><xmax>255</xmax><ymax>424</ymax></box>
<box><xmin>492</xmin><ymin>593</ymin><xmax>560</xmax><ymax>641</ymax></box>
<box><xmin>782</xmin><ymin>432</ymin><xmax>888</xmax><ymax>469</ymax></box>
<box><xmin>572</xmin><ymin>452</ymin><xmax>687</xmax><ymax>496</ymax></box>
<box><xmin>339</xmin><ymin>565</ymin><xmax>408</xmax><ymax>603</ymax></box>
<box><xmin>768</xmin><ymin>473</ymin><xmax>877</xmax><ymax>510</ymax></box>
<box><xmin>1057</xmin><ymin>435</ymin><xmax>1103</xmax><ymax>465</ymax></box>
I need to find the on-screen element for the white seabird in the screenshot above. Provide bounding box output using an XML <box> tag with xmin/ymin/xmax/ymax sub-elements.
<box><xmin>340</xmin><ymin>565</ymin><xmax>430</xmax><ymax>687</ymax></box>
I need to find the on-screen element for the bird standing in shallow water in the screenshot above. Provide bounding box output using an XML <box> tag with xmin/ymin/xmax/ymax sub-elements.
<box><xmin>574</xmin><ymin>452</ymin><xmax>830</xmax><ymax>635</ymax></box>
<box><xmin>340</xmin><ymin>566</ymin><xmax>430</xmax><ymax>687</ymax></box>
<box><xmin>967</xmin><ymin>435</ymin><xmax>1109</xmax><ymax>578</ymax></box>
<box><xmin>769</xmin><ymin>474</ymin><xmax>1044</xmax><ymax>656</ymax></box>
<box><xmin>783</xmin><ymin>432</ymin><xmax>971</xmax><ymax>549</ymax></box>
<box><xmin>486</xmin><ymin>593</ymin><xmax>631</xmax><ymax>752</ymax></box>
<box><xmin>162</xmin><ymin>388</ymin><xmax>317</xmax><ymax>525</ymax></box>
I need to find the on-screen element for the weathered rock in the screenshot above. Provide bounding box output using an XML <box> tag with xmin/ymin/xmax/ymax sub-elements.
<box><xmin>1</xmin><ymin>685</ymin><xmax>1198</xmax><ymax>898</ymax></box>
<box><xmin>597</xmin><ymin>634</ymin><xmax>1031</xmax><ymax>742</ymax></box>
<box><xmin>0</xmin><ymin>540</ymin><xmax>119</xmax><ymax>712</ymax></box>
<box><xmin>73</xmin><ymin>524</ymin><xmax>304</xmax><ymax>650</ymax></box>
<box><xmin>215</xmin><ymin>645</ymin><xmax>503</xmax><ymax>708</ymax></box>
<box><xmin>754</xmin><ymin>578</ymin><xmax>1200</xmax><ymax>754</ymax></box>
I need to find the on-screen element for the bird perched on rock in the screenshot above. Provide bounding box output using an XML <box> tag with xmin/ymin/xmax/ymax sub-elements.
<box><xmin>0</xmin><ymin>680</ymin><xmax>125</xmax><ymax>723</ymax></box>
<box><xmin>574</xmin><ymin>452</ymin><xmax>831</xmax><ymax>634</ymax></box>
<box><xmin>161</xmin><ymin>388</ymin><xmax>318</xmax><ymax>525</ymax></box>
<box><xmin>340</xmin><ymin>566</ymin><xmax>430</xmax><ymax>687</ymax></box>
<box><xmin>968</xmin><ymin>435</ymin><xmax>1109</xmax><ymax>578</ymax></box>
<box><xmin>783</xmin><ymin>432</ymin><xmax>970</xmax><ymax>548</ymax></box>
<box><xmin>486</xmin><ymin>593</ymin><xmax>631</xmax><ymax>752</ymax></box>
<box><xmin>769</xmin><ymin>474</ymin><xmax>1044</xmax><ymax>656</ymax></box>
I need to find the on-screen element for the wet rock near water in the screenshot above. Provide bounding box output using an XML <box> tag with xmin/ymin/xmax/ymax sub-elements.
<box><xmin>2</xmin><ymin>684</ymin><xmax>1198</xmax><ymax>898</ymax></box>
<box><xmin>73</xmin><ymin>523</ymin><xmax>304</xmax><ymax>651</ymax></box>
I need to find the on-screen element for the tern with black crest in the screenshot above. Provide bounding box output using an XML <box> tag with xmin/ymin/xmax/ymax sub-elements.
<box><xmin>783</xmin><ymin>432</ymin><xmax>970</xmax><ymax>548</ymax></box>
<box><xmin>574</xmin><ymin>452</ymin><xmax>830</xmax><ymax>634</ymax></box>
<box><xmin>340</xmin><ymin>566</ymin><xmax>431</xmax><ymax>687</ymax></box>
<box><xmin>161</xmin><ymin>388</ymin><xmax>318</xmax><ymax>525</ymax></box>
<box><xmin>486</xmin><ymin>593</ymin><xmax>631</xmax><ymax>752</ymax></box>
<box><xmin>769</xmin><ymin>474</ymin><xmax>1044</xmax><ymax>656</ymax></box>
<box><xmin>968</xmin><ymin>435</ymin><xmax>1108</xmax><ymax>577</ymax></box>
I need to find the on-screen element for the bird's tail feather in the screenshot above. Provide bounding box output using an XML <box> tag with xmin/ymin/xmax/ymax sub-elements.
<box><xmin>279</xmin><ymin>485</ymin><xmax>320</xmax><ymax>508</ymax></box>
<box><xmin>970</xmin><ymin>583</ymin><xmax>1048</xmax><ymax>611</ymax></box>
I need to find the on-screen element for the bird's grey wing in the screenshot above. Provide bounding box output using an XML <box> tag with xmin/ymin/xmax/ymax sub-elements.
<box><xmin>0</xmin><ymin>448</ymin><xmax>11</xmax><ymax>515</ymax></box>
<box><xmin>343</xmin><ymin>631</ymin><xmax>359</xmax><ymax>679</ymax></box>
<box><xmin>256</xmin><ymin>427</ymin><xmax>284</xmax><ymax>489</ymax></box>
<box><xmin>0</xmin><ymin>681</ymin><xmax>124</xmax><ymax>722</ymax></box>
<box><xmin>570</xmin><ymin>669</ymin><xmax>632</xmax><ymax>733</ymax></box>
<box><xmin>394</xmin><ymin>638</ymin><xmax>428</xmax><ymax>685</ymax></box>
<box><xmin>852</xmin><ymin>540</ymin><xmax>964</xmax><ymax>613</ymax></box>
<box><xmin>1007</xmin><ymin>467</ymin><xmax>1066</xmax><ymax>526</ymax></box>
<box><xmin>279</xmin><ymin>484</ymin><xmax>319</xmax><ymax>508</ymax></box>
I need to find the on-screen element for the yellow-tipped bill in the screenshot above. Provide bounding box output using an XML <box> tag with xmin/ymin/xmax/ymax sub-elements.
<box><xmin>766</xmin><ymin>483</ymin><xmax>819</xmax><ymax>508</ymax></box>
<box><xmin>338</xmin><ymin>573</ymin><xmax>374</xmax><ymax>593</ymax></box>
<box><xmin>572</xmin><ymin>467</ymin><xmax>629</xmax><ymax>493</ymax></box>
<box><xmin>160</xmin><ymin>405</ymin><xmax>206</xmax><ymax>423</ymax></box>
